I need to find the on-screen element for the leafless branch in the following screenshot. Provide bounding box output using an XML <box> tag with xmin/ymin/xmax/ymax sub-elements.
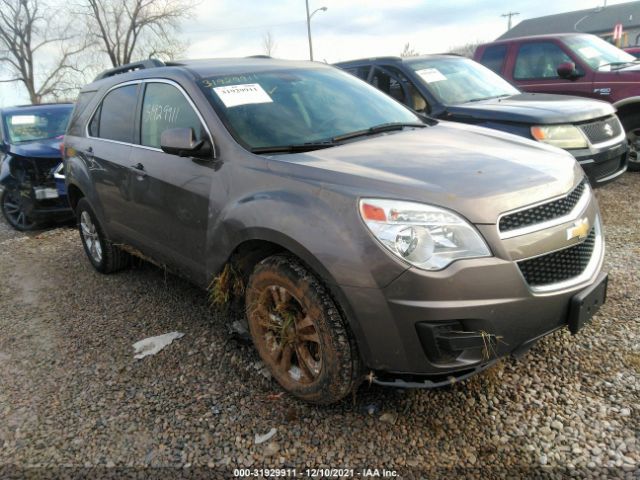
<box><xmin>78</xmin><ymin>0</ymin><xmax>197</xmax><ymax>67</ymax></box>
<box><xmin>0</xmin><ymin>0</ymin><xmax>88</xmax><ymax>104</ymax></box>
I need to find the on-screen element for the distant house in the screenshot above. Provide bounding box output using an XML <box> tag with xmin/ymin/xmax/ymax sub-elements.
<box><xmin>498</xmin><ymin>1</ymin><xmax>640</xmax><ymax>47</ymax></box>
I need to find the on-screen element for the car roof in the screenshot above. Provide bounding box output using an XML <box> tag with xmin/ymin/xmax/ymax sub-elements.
<box><xmin>480</xmin><ymin>32</ymin><xmax>589</xmax><ymax>47</ymax></box>
<box><xmin>335</xmin><ymin>54</ymin><xmax>462</xmax><ymax>66</ymax></box>
<box><xmin>86</xmin><ymin>57</ymin><xmax>334</xmax><ymax>90</ymax></box>
<box><xmin>0</xmin><ymin>103</ymin><xmax>74</xmax><ymax>115</ymax></box>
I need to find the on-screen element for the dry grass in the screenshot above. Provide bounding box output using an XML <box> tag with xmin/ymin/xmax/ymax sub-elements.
<box><xmin>208</xmin><ymin>263</ymin><xmax>244</xmax><ymax>307</ymax></box>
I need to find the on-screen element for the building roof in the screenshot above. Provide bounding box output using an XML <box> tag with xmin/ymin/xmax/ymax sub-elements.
<box><xmin>498</xmin><ymin>1</ymin><xmax>640</xmax><ymax>40</ymax></box>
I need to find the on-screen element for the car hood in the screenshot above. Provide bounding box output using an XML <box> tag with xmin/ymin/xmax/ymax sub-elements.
<box><xmin>274</xmin><ymin>121</ymin><xmax>583</xmax><ymax>225</ymax></box>
<box><xmin>445</xmin><ymin>93</ymin><xmax>614</xmax><ymax>124</ymax></box>
<box><xmin>8</xmin><ymin>137</ymin><xmax>63</xmax><ymax>159</ymax></box>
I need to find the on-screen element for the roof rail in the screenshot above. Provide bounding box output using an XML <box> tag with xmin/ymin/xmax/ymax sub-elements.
<box><xmin>246</xmin><ymin>55</ymin><xmax>271</xmax><ymax>59</ymax></box>
<box><xmin>94</xmin><ymin>59</ymin><xmax>166</xmax><ymax>81</ymax></box>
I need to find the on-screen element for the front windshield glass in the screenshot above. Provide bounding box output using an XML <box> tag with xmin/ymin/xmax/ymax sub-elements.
<box><xmin>565</xmin><ymin>35</ymin><xmax>637</xmax><ymax>70</ymax></box>
<box><xmin>406</xmin><ymin>57</ymin><xmax>519</xmax><ymax>105</ymax></box>
<box><xmin>4</xmin><ymin>107</ymin><xmax>71</xmax><ymax>143</ymax></box>
<box><xmin>199</xmin><ymin>67</ymin><xmax>421</xmax><ymax>150</ymax></box>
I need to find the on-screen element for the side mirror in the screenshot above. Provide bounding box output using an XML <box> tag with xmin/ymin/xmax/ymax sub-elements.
<box><xmin>0</xmin><ymin>141</ymin><xmax>8</xmax><ymax>153</ymax></box>
<box><xmin>160</xmin><ymin>128</ymin><xmax>212</xmax><ymax>159</ymax></box>
<box><xmin>557</xmin><ymin>62</ymin><xmax>579</xmax><ymax>80</ymax></box>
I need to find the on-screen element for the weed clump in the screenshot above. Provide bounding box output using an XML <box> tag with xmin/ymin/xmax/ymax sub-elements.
<box><xmin>209</xmin><ymin>263</ymin><xmax>244</xmax><ymax>307</ymax></box>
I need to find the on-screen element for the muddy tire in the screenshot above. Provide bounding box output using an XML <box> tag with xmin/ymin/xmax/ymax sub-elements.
<box><xmin>76</xmin><ymin>198</ymin><xmax>130</xmax><ymax>273</ymax></box>
<box><xmin>622</xmin><ymin>113</ymin><xmax>640</xmax><ymax>171</ymax></box>
<box><xmin>245</xmin><ymin>254</ymin><xmax>361</xmax><ymax>404</ymax></box>
<box><xmin>1</xmin><ymin>188</ymin><xmax>41</xmax><ymax>231</ymax></box>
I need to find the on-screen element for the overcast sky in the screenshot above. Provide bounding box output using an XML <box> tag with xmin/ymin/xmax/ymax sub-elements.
<box><xmin>0</xmin><ymin>0</ymin><xmax>631</xmax><ymax>106</ymax></box>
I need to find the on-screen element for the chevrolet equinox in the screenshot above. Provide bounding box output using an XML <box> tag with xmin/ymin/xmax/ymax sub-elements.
<box><xmin>63</xmin><ymin>58</ymin><xmax>608</xmax><ymax>404</ymax></box>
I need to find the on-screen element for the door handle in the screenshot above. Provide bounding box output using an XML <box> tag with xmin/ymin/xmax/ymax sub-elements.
<box><xmin>130</xmin><ymin>162</ymin><xmax>147</xmax><ymax>177</ymax></box>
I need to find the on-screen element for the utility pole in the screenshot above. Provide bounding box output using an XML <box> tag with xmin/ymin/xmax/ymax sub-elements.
<box><xmin>305</xmin><ymin>1</ymin><xmax>327</xmax><ymax>61</ymax></box>
<box><xmin>501</xmin><ymin>11</ymin><xmax>520</xmax><ymax>31</ymax></box>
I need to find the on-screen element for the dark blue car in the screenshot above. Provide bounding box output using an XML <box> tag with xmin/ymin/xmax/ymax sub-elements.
<box><xmin>0</xmin><ymin>103</ymin><xmax>73</xmax><ymax>230</ymax></box>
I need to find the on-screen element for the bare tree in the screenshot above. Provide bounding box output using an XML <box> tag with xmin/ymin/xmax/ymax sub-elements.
<box><xmin>448</xmin><ymin>41</ymin><xmax>484</xmax><ymax>58</ymax></box>
<box><xmin>0</xmin><ymin>0</ymin><xmax>86</xmax><ymax>104</ymax></box>
<box><xmin>262</xmin><ymin>31</ymin><xmax>276</xmax><ymax>57</ymax></box>
<box><xmin>400</xmin><ymin>42</ymin><xmax>419</xmax><ymax>57</ymax></box>
<box><xmin>78</xmin><ymin>0</ymin><xmax>197</xmax><ymax>68</ymax></box>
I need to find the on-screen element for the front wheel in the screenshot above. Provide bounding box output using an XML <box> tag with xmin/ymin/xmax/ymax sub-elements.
<box><xmin>622</xmin><ymin>113</ymin><xmax>640</xmax><ymax>171</ymax></box>
<box><xmin>76</xmin><ymin>198</ymin><xmax>130</xmax><ymax>273</ymax></box>
<box><xmin>245</xmin><ymin>255</ymin><xmax>361</xmax><ymax>404</ymax></box>
<box><xmin>1</xmin><ymin>188</ymin><xmax>40</xmax><ymax>231</ymax></box>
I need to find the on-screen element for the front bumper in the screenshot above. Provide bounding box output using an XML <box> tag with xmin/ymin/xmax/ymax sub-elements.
<box><xmin>570</xmin><ymin>140</ymin><xmax>628</xmax><ymax>185</ymax></box>
<box><xmin>341</xmin><ymin>185</ymin><xmax>605</xmax><ymax>381</ymax></box>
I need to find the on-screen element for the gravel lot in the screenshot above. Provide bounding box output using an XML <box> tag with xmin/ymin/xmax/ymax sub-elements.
<box><xmin>0</xmin><ymin>174</ymin><xmax>638</xmax><ymax>478</ymax></box>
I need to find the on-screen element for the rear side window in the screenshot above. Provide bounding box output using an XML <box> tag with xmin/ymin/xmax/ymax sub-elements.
<box><xmin>140</xmin><ymin>83</ymin><xmax>205</xmax><ymax>149</ymax></box>
<box><xmin>479</xmin><ymin>45</ymin><xmax>507</xmax><ymax>74</ymax></box>
<box><xmin>345</xmin><ymin>66</ymin><xmax>371</xmax><ymax>81</ymax></box>
<box><xmin>514</xmin><ymin>42</ymin><xmax>573</xmax><ymax>80</ymax></box>
<box><xmin>90</xmin><ymin>85</ymin><xmax>138</xmax><ymax>143</ymax></box>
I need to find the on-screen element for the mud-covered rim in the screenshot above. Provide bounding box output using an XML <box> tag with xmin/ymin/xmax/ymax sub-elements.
<box><xmin>80</xmin><ymin>210</ymin><xmax>103</xmax><ymax>264</ymax></box>
<box><xmin>2</xmin><ymin>189</ymin><xmax>36</xmax><ymax>229</ymax></box>
<box><xmin>628</xmin><ymin>129</ymin><xmax>639</xmax><ymax>165</ymax></box>
<box><xmin>250</xmin><ymin>285</ymin><xmax>323</xmax><ymax>385</ymax></box>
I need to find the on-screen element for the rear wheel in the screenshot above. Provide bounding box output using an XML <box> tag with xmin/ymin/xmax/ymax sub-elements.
<box><xmin>245</xmin><ymin>255</ymin><xmax>361</xmax><ymax>404</ymax></box>
<box><xmin>1</xmin><ymin>188</ymin><xmax>40</xmax><ymax>231</ymax></box>
<box><xmin>76</xmin><ymin>198</ymin><xmax>130</xmax><ymax>273</ymax></box>
<box><xmin>622</xmin><ymin>113</ymin><xmax>640</xmax><ymax>171</ymax></box>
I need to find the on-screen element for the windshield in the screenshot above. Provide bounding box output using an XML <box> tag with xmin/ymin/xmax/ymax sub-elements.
<box><xmin>406</xmin><ymin>57</ymin><xmax>519</xmax><ymax>105</ymax></box>
<box><xmin>3</xmin><ymin>107</ymin><xmax>71</xmax><ymax>143</ymax></box>
<box><xmin>565</xmin><ymin>35</ymin><xmax>637</xmax><ymax>70</ymax></box>
<box><xmin>199</xmin><ymin>67</ymin><xmax>421</xmax><ymax>150</ymax></box>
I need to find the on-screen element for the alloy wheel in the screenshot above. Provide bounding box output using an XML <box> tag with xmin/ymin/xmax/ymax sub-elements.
<box><xmin>2</xmin><ymin>189</ymin><xmax>36</xmax><ymax>230</ymax></box>
<box><xmin>80</xmin><ymin>210</ymin><xmax>103</xmax><ymax>264</ymax></box>
<box><xmin>249</xmin><ymin>285</ymin><xmax>322</xmax><ymax>385</ymax></box>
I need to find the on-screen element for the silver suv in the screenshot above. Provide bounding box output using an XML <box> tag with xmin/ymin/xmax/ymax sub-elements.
<box><xmin>63</xmin><ymin>58</ymin><xmax>607</xmax><ymax>404</ymax></box>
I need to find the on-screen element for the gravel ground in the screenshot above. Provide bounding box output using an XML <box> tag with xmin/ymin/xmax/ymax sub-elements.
<box><xmin>0</xmin><ymin>174</ymin><xmax>638</xmax><ymax>479</ymax></box>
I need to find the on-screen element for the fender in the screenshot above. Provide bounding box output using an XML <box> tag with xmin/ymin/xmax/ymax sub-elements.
<box><xmin>205</xmin><ymin>186</ymin><xmax>408</xmax><ymax>291</ymax></box>
<box><xmin>613</xmin><ymin>96</ymin><xmax>640</xmax><ymax>109</ymax></box>
<box><xmin>0</xmin><ymin>154</ymin><xmax>21</xmax><ymax>190</ymax></box>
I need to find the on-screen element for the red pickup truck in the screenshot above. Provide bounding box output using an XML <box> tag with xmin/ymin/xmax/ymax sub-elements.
<box><xmin>475</xmin><ymin>33</ymin><xmax>639</xmax><ymax>170</ymax></box>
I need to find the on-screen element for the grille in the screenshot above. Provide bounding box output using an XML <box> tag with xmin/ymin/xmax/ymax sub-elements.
<box><xmin>517</xmin><ymin>228</ymin><xmax>596</xmax><ymax>287</ymax></box>
<box><xmin>579</xmin><ymin>116</ymin><xmax>623</xmax><ymax>145</ymax></box>
<box><xmin>589</xmin><ymin>154</ymin><xmax>626</xmax><ymax>180</ymax></box>
<box><xmin>499</xmin><ymin>181</ymin><xmax>586</xmax><ymax>233</ymax></box>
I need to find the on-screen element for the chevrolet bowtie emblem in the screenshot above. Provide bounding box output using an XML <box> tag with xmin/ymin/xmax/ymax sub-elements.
<box><xmin>566</xmin><ymin>217</ymin><xmax>590</xmax><ymax>241</ymax></box>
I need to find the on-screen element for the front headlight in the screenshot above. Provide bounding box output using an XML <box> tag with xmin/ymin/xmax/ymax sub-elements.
<box><xmin>530</xmin><ymin>125</ymin><xmax>588</xmax><ymax>149</ymax></box>
<box><xmin>359</xmin><ymin>199</ymin><xmax>491</xmax><ymax>271</ymax></box>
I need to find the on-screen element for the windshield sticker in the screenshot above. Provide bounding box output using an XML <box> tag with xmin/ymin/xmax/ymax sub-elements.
<box><xmin>416</xmin><ymin>68</ymin><xmax>447</xmax><ymax>83</ymax></box>
<box><xmin>10</xmin><ymin>115</ymin><xmax>37</xmax><ymax>125</ymax></box>
<box><xmin>579</xmin><ymin>46</ymin><xmax>599</xmax><ymax>59</ymax></box>
<box><xmin>213</xmin><ymin>83</ymin><xmax>273</xmax><ymax>108</ymax></box>
<box><xmin>202</xmin><ymin>74</ymin><xmax>259</xmax><ymax>89</ymax></box>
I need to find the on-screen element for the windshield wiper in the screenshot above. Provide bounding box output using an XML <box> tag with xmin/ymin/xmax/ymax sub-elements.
<box><xmin>250</xmin><ymin>142</ymin><xmax>337</xmax><ymax>154</ymax></box>
<box><xmin>332</xmin><ymin>122</ymin><xmax>425</xmax><ymax>142</ymax></box>
<box><xmin>466</xmin><ymin>94</ymin><xmax>511</xmax><ymax>103</ymax></box>
<box><xmin>598</xmin><ymin>60</ymin><xmax>640</xmax><ymax>70</ymax></box>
